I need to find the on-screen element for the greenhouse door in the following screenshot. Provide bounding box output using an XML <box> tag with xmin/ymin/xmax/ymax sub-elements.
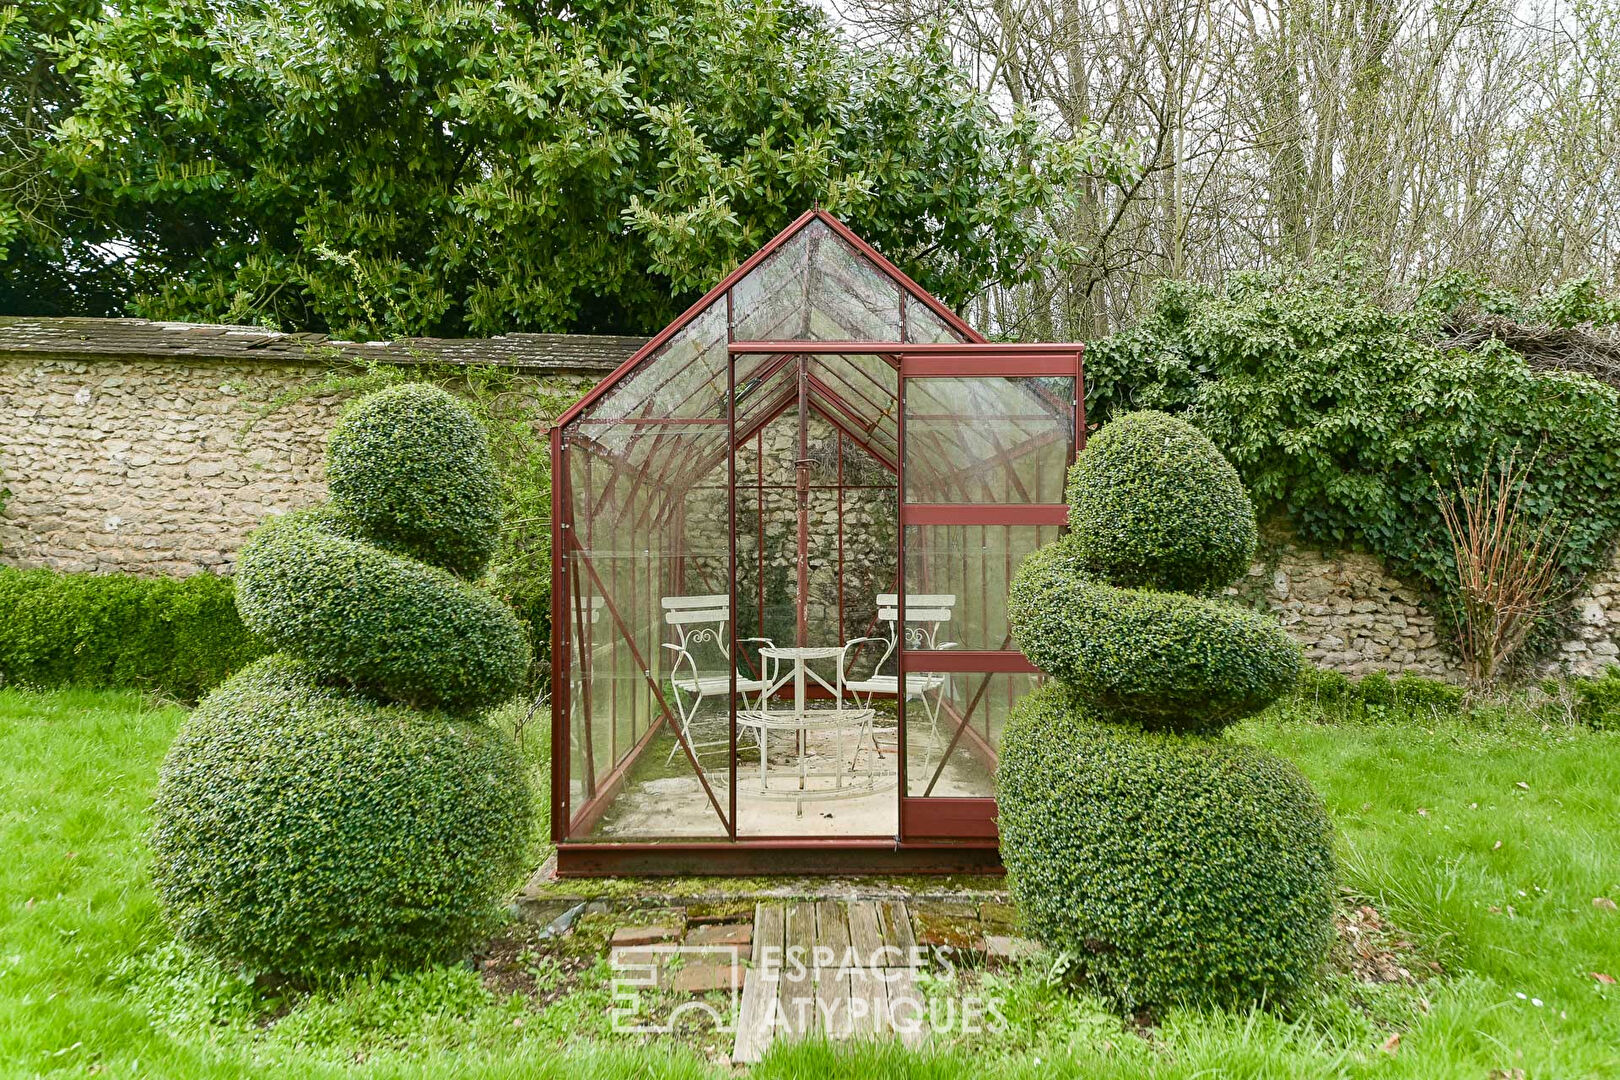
<box><xmin>896</xmin><ymin>345</ymin><xmax>1084</xmax><ymax>841</ymax></box>
<box><xmin>728</xmin><ymin>349</ymin><xmax>903</xmax><ymax>841</ymax></box>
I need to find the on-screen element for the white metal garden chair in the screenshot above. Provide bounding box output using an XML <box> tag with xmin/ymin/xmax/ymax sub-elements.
<box><xmin>660</xmin><ymin>594</ymin><xmax>776</xmax><ymax>762</ymax></box>
<box><xmin>836</xmin><ymin>593</ymin><xmax>957</xmax><ymax>770</ymax></box>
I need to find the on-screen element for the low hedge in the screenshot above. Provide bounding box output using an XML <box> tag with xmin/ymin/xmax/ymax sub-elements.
<box><xmin>234</xmin><ymin>509</ymin><xmax>529</xmax><ymax>715</ymax></box>
<box><xmin>0</xmin><ymin>566</ymin><xmax>265</xmax><ymax>701</ymax></box>
<box><xmin>151</xmin><ymin>656</ymin><xmax>533</xmax><ymax>977</ymax></box>
<box><xmin>326</xmin><ymin>383</ymin><xmax>501</xmax><ymax>579</ymax></box>
<box><xmin>1065</xmin><ymin>410</ymin><xmax>1257</xmax><ymax>594</ymax></box>
<box><xmin>1295</xmin><ymin>665</ymin><xmax>1466</xmax><ymax>714</ymax></box>
<box><xmin>1569</xmin><ymin>666</ymin><xmax>1620</xmax><ymax>729</ymax></box>
<box><xmin>1008</xmin><ymin>540</ymin><xmax>1301</xmax><ymax>732</ymax></box>
<box><xmin>998</xmin><ymin>683</ymin><xmax>1337</xmax><ymax>1011</ymax></box>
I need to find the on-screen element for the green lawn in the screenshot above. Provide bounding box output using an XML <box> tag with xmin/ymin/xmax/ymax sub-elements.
<box><xmin>1</xmin><ymin>686</ymin><xmax>1616</xmax><ymax>1078</ymax></box>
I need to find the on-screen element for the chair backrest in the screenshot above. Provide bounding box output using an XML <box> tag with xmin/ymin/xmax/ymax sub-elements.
<box><xmin>875</xmin><ymin>593</ymin><xmax>955</xmax><ymax>650</ymax></box>
<box><xmin>572</xmin><ymin>595</ymin><xmax>606</xmax><ymax>624</ymax></box>
<box><xmin>661</xmin><ymin>594</ymin><xmax>732</xmax><ymax>658</ymax></box>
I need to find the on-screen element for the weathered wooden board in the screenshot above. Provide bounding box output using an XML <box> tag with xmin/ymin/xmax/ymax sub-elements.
<box><xmin>753</xmin><ymin>902</ymin><xmax>784</xmax><ymax>967</ymax></box>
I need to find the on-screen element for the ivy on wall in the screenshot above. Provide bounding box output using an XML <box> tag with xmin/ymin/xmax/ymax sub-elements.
<box><xmin>1083</xmin><ymin>266</ymin><xmax>1620</xmax><ymax>656</ymax></box>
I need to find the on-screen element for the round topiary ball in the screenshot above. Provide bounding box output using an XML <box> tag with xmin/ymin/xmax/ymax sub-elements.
<box><xmin>1066</xmin><ymin>410</ymin><xmax>1256</xmax><ymax>593</ymax></box>
<box><xmin>997</xmin><ymin>683</ymin><xmax>1336</xmax><ymax>1011</ymax></box>
<box><xmin>235</xmin><ymin>508</ymin><xmax>529</xmax><ymax>715</ymax></box>
<box><xmin>327</xmin><ymin>383</ymin><xmax>501</xmax><ymax>579</ymax></box>
<box><xmin>1009</xmin><ymin>539</ymin><xmax>1300</xmax><ymax>732</ymax></box>
<box><xmin>151</xmin><ymin>656</ymin><xmax>534</xmax><ymax>978</ymax></box>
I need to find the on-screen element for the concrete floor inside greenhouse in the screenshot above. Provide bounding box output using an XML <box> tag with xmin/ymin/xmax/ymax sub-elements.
<box><xmin>586</xmin><ymin>720</ymin><xmax>996</xmax><ymax>839</ymax></box>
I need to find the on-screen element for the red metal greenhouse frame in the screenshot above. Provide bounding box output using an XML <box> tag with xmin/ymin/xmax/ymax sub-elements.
<box><xmin>549</xmin><ymin>209</ymin><xmax>1084</xmax><ymax>875</ymax></box>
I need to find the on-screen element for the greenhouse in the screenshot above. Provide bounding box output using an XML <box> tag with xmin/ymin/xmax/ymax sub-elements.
<box><xmin>549</xmin><ymin>210</ymin><xmax>1084</xmax><ymax>874</ymax></box>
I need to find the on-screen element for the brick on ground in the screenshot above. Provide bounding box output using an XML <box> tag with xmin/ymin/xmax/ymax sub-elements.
<box><xmin>685</xmin><ymin>922</ymin><xmax>753</xmax><ymax>949</ymax></box>
<box><xmin>672</xmin><ymin>962</ymin><xmax>745</xmax><ymax>994</ymax></box>
<box><xmin>979</xmin><ymin>901</ymin><xmax>1020</xmax><ymax>931</ymax></box>
<box><xmin>611</xmin><ymin>924</ymin><xmax>681</xmax><ymax>948</ymax></box>
<box><xmin>984</xmin><ymin>935</ymin><xmax>1041</xmax><ymax>963</ymax></box>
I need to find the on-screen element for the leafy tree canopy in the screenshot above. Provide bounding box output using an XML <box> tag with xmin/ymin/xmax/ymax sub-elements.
<box><xmin>13</xmin><ymin>0</ymin><xmax>1109</xmax><ymax>336</ymax></box>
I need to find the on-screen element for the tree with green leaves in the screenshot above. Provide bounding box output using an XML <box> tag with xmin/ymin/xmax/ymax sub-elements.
<box><xmin>0</xmin><ymin>0</ymin><xmax>137</xmax><ymax>315</ymax></box>
<box><xmin>15</xmin><ymin>0</ymin><xmax>1111</xmax><ymax>336</ymax></box>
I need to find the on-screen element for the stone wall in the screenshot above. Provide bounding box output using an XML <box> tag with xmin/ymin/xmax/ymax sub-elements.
<box><xmin>1231</xmin><ymin>525</ymin><xmax>1620</xmax><ymax>680</ymax></box>
<box><xmin>0</xmin><ymin>354</ymin><xmax>598</xmax><ymax>576</ymax></box>
<box><xmin>1558</xmin><ymin>560</ymin><xmax>1620</xmax><ymax>676</ymax></box>
<box><xmin>4</xmin><ymin>329</ymin><xmax>1618</xmax><ymax>680</ymax></box>
<box><xmin>677</xmin><ymin>412</ymin><xmax>896</xmax><ymax>641</ymax></box>
<box><xmin>1229</xmin><ymin>528</ymin><xmax>1460</xmax><ymax>680</ymax></box>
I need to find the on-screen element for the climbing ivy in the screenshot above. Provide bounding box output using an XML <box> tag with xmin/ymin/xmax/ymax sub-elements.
<box><xmin>1084</xmin><ymin>265</ymin><xmax>1620</xmax><ymax>659</ymax></box>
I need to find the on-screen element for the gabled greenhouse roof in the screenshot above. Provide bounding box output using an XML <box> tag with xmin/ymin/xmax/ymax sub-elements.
<box><xmin>557</xmin><ymin>211</ymin><xmax>979</xmax><ymax>485</ymax></box>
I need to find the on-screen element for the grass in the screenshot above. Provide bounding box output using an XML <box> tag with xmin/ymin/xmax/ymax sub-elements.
<box><xmin>1</xmin><ymin>685</ymin><xmax>1616</xmax><ymax>1077</ymax></box>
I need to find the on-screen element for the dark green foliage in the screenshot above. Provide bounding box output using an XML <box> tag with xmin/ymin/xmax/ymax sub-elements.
<box><xmin>1569</xmin><ymin>666</ymin><xmax>1620</xmax><ymax>730</ymax></box>
<box><xmin>998</xmin><ymin>684</ymin><xmax>1337</xmax><ymax>1011</ymax></box>
<box><xmin>0</xmin><ymin>567</ymin><xmax>265</xmax><ymax>701</ymax></box>
<box><xmin>1391</xmin><ymin>672</ymin><xmax>1465</xmax><ymax>710</ymax></box>
<box><xmin>1065</xmin><ymin>411</ymin><xmax>1256</xmax><ymax>593</ymax></box>
<box><xmin>234</xmin><ymin>509</ymin><xmax>528</xmax><ymax>716</ymax></box>
<box><xmin>1084</xmin><ymin>272</ymin><xmax>1620</xmax><ymax>654</ymax></box>
<box><xmin>35</xmin><ymin>0</ymin><xmax>1101</xmax><ymax>337</ymax></box>
<box><xmin>1295</xmin><ymin>665</ymin><xmax>1353</xmax><ymax>704</ymax></box>
<box><xmin>150</xmin><ymin>656</ymin><xmax>533</xmax><ymax>978</ymax></box>
<box><xmin>327</xmin><ymin>384</ymin><xmax>500</xmax><ymax>579</ymax></box>
<box><xmin>1009</xmin><ymin>541</ymin><xmax>1300</xmax><ymax>733</ymax></box>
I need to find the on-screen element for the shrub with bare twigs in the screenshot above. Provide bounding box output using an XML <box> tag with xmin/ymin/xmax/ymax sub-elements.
<box><xmin>1437</xmin><ymin>451</ymin><xmax>1571</xmax><ymax>687</ymax></box>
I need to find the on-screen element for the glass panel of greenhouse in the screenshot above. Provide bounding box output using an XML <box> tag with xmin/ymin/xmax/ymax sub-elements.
<box><xmin>550</xmin><ymin>210</ymin><xmax>1084</xmax><ymax>874</ymax></box>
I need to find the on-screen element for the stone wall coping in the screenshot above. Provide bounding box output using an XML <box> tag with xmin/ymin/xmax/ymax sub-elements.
<box><xmin>0</xmin><ymin>316</ymin><xmax>646</xmax><ymax>374</ymax></box>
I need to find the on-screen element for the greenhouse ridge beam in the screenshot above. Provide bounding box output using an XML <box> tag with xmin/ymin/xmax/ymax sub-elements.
<box><xmin>728</xmin><ymin>341</ymin><xmax>1083</xmax><ymax>356</ymax></box>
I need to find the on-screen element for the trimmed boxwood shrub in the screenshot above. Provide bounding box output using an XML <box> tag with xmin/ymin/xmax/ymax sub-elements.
<box><xmin>1002</xmin><ymin>410</ymin><xmax>1334</xmax><ymax>1011</ymax></box>
<box><xmin>151</xmin><ymin>656</ymin><xmax>533</xmax><ymax>977</ymax></box>
<box><xmin>326</xmin><ymin>383</ymin><xmax>501</xmax><ymax>580</ymax></box>
<box><xmin>235</xmin><ymin>508</ymin><xmax>528</xmax><ymax>715</ymax></box>
<box><xmin>1064</xmin><ymin>410</ymin><xmax>1256</xmax><ymax>594</ymax></box>
<box><xmin>154</xmin><ymin>382</ymin><xmax>535</xmax><ymax>978</ymax></box>
<box><xmin>1009</xmin><ymin>540</ymin><xmax>1299</xmax><ymax>732</ymax></box>
<box><xmin>0</xmin><ymin>567</ymin><xmax>265</xmax><ymax>701</ymax></box>
<box><xmin>998</xmin><ymin>684</ymin><xmax>1337</xmax><ymax>1011</ymax></box>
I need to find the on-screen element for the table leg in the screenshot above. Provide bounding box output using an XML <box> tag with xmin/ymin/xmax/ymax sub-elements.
<box><xmin>795</xmin><ymin>657</ymin><xmax>808</xmax><ymax>817</ymax></box>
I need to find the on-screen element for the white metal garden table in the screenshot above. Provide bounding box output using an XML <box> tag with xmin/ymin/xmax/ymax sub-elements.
<box><xmin>737</xmin><ymin>645</ymin><xmax>891</xmax><ymax>815</ymax></box>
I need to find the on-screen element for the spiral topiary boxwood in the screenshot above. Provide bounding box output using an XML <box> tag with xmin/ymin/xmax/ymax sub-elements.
<box><xmin>326</xmin><ymin>383</ymin><xmax>501</xmax><ymax>579</ymax></box>
<box><xmin>1064</xmin><ymin>409</ymin><xmax>1256</xmax><ymax>594</ymax></box>
<box><xmin>998</xmin><ymin>684</ymin><xmax>1336</xmax><ymax>1011</ymax></box>
<box><xmin>1009</xmin><ymin>541</ymin><xmax>1300</xmax><ymax>732</ymax></box>
<box><xmin>151</xmin><ymin>656</ymin><xmax>533</xmax><ymax>977</ymax></box>
<box><xmin>153</xmin><ymin>381</ymin><xmax>534</xmax><ymax>977</ymax></box>
<box><xmin>235</xmin><ymin>508</ymin><xmax>529</xmax><ymax>716</ymax></box>
<box><xmin>1001</xmin><ymin>409</ymin><xmax>1334</xmax><ymax>1010</ymax></box>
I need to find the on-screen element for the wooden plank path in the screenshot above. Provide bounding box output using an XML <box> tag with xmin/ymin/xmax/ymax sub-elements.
<box><xmin>733</xmin><ymin>899</ymin><xmax>929</xmax><ymax>1063</ymax></box>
